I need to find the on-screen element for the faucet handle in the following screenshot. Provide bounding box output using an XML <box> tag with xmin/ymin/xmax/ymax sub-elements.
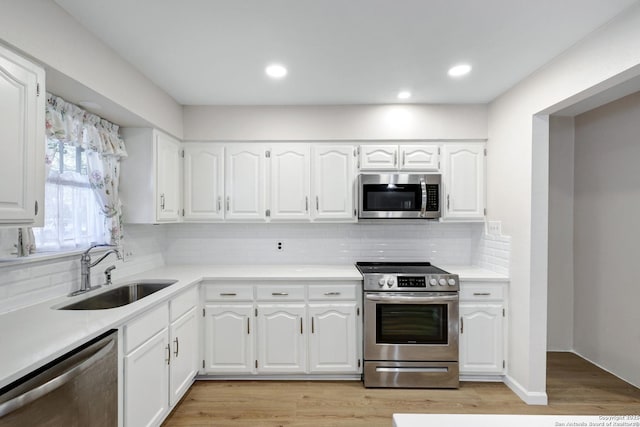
<box><xmin>104</xmin><ymin>265</ymin><xmax>116</xmax><ymax>285</ymax></box>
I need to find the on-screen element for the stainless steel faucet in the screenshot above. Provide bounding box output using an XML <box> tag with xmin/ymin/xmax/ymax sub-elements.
<box><xmin>71</xmin><ymin>244</ymin><xmax>122</xmax><ymax>296</ymax></box>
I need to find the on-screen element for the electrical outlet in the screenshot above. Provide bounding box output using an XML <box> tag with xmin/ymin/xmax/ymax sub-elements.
<box><xmin>487</xmin><ymin>221</ymin><xmax>501</xmax><ymax>236</ymax></box>
<box><xmin>123</xmin><ymin>250</ymin><xmax>134</xmax><ymax>263</ymax></box>
<box><xmin>276</xmin><ymin>241</ymin><xmax>284</xmax><ymax>251</ymax></box>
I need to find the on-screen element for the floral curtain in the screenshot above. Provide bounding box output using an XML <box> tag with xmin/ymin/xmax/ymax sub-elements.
<box><xmin>44</xmin><ymin>94</ymin><xmax>128</xmax><ymax>247</ymax></box>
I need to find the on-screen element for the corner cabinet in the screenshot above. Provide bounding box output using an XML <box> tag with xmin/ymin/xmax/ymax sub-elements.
<box><xmin>0</xmin><ymin>44</ymin><xmax>45</xmax><ymax>226</ymax></box>
<box><xmin>120</xmin><ymin>128</ymin><xmax>181</xmax><ymax>223</ymax></box>
<box><xmin>442</xmin><ymin>143</ymin><xmax>485</xmax><ymax>221</ymax></box>
<box><xmin>201</xmin><ymin>282</ymin><xmax>362</xmax><ymax>377</ymax></box>
<box><xmin>123</xmin><ymin>287</ymin><xmax>198</xmax><ymax>427</ymax></box>
<box><xmin>459</xmin><ymin>281</ymin><xmax>507</xmax><ymax>379</ymax></box>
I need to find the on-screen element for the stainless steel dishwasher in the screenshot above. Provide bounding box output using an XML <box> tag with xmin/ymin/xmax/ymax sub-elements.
<box><xmin>0</xmin><ymin>330</ymin><xmax>118</xmax><ymax>426</ymax></box>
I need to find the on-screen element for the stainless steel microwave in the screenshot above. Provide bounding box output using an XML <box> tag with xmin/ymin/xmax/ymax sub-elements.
<box><xmin>358</xmin><ymin>174</ymin><xmax>441</xmax><ymax>219</ymax></box>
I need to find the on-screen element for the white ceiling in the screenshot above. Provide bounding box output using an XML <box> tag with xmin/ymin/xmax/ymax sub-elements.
<box><xmin>54</xmin><ymin>0</ymin><xmax>638</xmax><ymax>106</ymax></box>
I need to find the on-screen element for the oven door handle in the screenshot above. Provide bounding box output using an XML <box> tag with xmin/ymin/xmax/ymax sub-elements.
<box><xmin>365</xmin><ymin>294</ymin><xmax>458</xmax><ymax>303</ymax></box>
<box><xmin>420</xmin><ymin>178</ymin><xmax>427</xmax><ymax>217</ymax></box>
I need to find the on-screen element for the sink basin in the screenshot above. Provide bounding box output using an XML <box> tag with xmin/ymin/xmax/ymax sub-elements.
<box><xmin>59</xmin><ymin>280</ymin><xmax>178</xmax><ymax>310</ymax></box>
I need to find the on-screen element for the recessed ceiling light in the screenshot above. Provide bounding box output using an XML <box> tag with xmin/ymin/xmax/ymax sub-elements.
<box><xmin>397</xmin><ymin>91</ymin><xmax>411</xmax><ymax>100</ymax></box>
<box><xmin>448</xmin><ymin>64</ymin><xmax>472</xmax><ymax>78</ymax></box>
<box><xmin>265</xmin><ymin>64</ymin><xmax>287</xmax><ymax>79</ymax></box>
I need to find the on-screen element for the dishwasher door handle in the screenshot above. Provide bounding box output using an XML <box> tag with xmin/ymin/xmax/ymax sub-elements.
<box><xmin>0</xmin><ymin>336</ymin><xmax>116</xmax><ymax>417</ymax></box>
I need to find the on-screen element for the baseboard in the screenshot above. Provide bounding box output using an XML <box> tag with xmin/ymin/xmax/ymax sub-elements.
<box><xmin>504</xmin><ymin>374</ymin><xmax>548</xmax><ymax>405</ymax></box>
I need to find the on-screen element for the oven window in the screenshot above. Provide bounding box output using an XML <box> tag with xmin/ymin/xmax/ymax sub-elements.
<box><xmin>362</xmin><ymin>184</ymin><xmax>421</xmax><ymax>211</ymax></box>
<box><xmin>376</xmin><ymin>304</ymin><xmax>448</xmax><ymax>344</ymax></box>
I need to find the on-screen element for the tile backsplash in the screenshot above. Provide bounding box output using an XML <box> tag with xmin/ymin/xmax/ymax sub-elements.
<box><xmin>0</xmin><ymin>221</ymin><xmax>510</xmax><ymax>313</ymax></box>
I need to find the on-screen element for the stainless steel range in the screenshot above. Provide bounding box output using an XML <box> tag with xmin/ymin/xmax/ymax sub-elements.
<box><xmin>356</xmin><ymin>262</ymin><xmax>460</xmax><ymax>388</ymax></box>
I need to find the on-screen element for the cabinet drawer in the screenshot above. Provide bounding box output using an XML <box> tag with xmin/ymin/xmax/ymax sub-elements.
<box><xmin>125</xmin><ymin>302</ymin><xmax>169</xmax><ymax>354</ymax></box>
<box><xmin>204</xmin><ymin>285</ymin><xmax>254</xmax><ymax>301</ymax></box>
<box><xmin>170</xmin><ymin>286</ymin><xmax>198</xmax><ymax>322</ymax></box>
<box><xmin>256</xmin><ymin>285</ymin><xmax>305</xmax><ymax>301</ymax></box>
<box><xmin>308</xmin><ymin>284</ymin><xmax>358</xmax><ymax>301</ymax></box>
<box><xmin>460</xmin><ymin>283</ymin><xmax>505</xmax><ymax>302</ymax></box>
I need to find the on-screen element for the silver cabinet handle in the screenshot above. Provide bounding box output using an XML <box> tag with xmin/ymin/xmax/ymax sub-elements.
<box><xmin>217</xmin><ymin>196</ymin><xmax>221</xmax><ymax>212</ymax></box>
<box><xmin>324</xmin><ymin>292</ymin><xmax>341</xmax><ymax>296</ymax></box>
<box><xmin>0</xmin><ymin>335</ymin><xmax>115</xmax><ymax>417</ymax></box>
<box><xmin>247</xmin><ymin>318</ymin><xmax>250</xmax><ymax>334</ymax></box>
<box><xmin>311</xmin><ymin>317</ymin><xmax>315</xmax><ymax>334</ymax></box>
<box><xmin>34</xmin><ymin>200</ymin><xmax>39</xmax><ymax>215</ymax></box>
<box><xmin>316</xmin><ymin>196</ymin><xmax>319</xmax><ymax>210</ymax></box>
<box><xmin>160</xmin><ymin>193</ymin><xmax>166</xmax><ymax>210</ymax></box>
<box><xmin>420</xmin><ymin>179</ymin><xmax>427</xmax><ymax>218</ymax></box>
<box><xmin>174</xmin><ymin>337</ymin><xmax>179</xmax><ymax>357</ymax></box>
<box><xmin>226</xmin><ymin>196</ymin><xmax>230</xmax><ymax>211</ymax></box>
<box><xmin>300</xmin><ymin>318</ymin><xmax>303</xmax><ymax>334</ymax></box>
<box><xmin>447</xmin><ymin>194</ymin><xmax>450</xmax><ymax>210</ymax></box>
<box><xmin>460</xmin><ymin>317</ymin><xmax>464</xmax><ymax>334</ymax></box>
<box><xmin>166</xmin><ymin>343</ymin><xmax>171</xmax><ymax>365</ymax></box>
<box><xmin>305</xmin><ymin>196</ymin><xmax>309</xmax><ymax>212</ymax></box>
<box><xmin>220</xmin><ymin>293</ymin><xmax>237</xmax><ymax>296</ymax></box>
<box><xmin>473</xmin><ymin>292</ymin><xmax>491</xmax><ymax>296</ymax></box>
<box><xmin>272</xmin><ymin>292</ymin><xmax>289</xmax><ymax>296</ymax></box>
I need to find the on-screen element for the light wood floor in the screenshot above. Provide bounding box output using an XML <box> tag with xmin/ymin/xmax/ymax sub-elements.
<box><xmin>163</xmin><ymin>353</ymin><xmax>640</xmax><ymax>427</ymax></box>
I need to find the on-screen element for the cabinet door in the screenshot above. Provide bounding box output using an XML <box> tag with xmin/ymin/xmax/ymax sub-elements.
<box><xmin>311</xmin><ymin>145</ymin><xmax>356</xmax><ymax>220</ymax></box>
<box><xmin>225</xmin><ymin>145</ymin><xmax>267</xmax><ymax>221</ymax></box>
<box><xmin>359</xmin><ymin>145</ymin><xmax>398</xmax><ymax>170</ymax></box>
<box><xmin>256</xmin><ymin>304</ymin><xmax>306</xmax><ymax>373</ymax></box>
<box><xmin>442</xmin><ymin>144</ymin><xmax>485</xmax><ymax>220</ymax></box>
<box><xmin>203</xmin><ymin>304</ymin><xmax>254</xmax><ymax>373</ymax></box>
<box><xmin>155</xmin><ymin>132</ymin><xmax>181</xmax><ymax>222</ymax></box>
<box><xmin>169</xmin><ymin>307</ymin><xmax>198</xmax><ymax>407</ymax></box>
<box><xmin>308</xmin><ymin>304</ymin><xmax>359</xmax><ymax>373</ymax></box>
<box><xmin>124</xmin><ymin>329</ymin><xmax>170</xmax><ymax>427</ymax></box>
<box><xmin>399</xmin><ymin>145</ymin><xmax>439</xmax><ymax>171</ymax></box>
<box><xmin>459</xmin><ymin>304</ymin><xmax>504</xmax><ymax>374</ymax></box>
<box><xmin>183</xmin><ymin>143</ymin><xmax>224</xmax><ymax>221</ymax></box>
<box><xmin>0</xmin><ymin>46</ymin><xmax>44</xmax><ymax>225</ymax></box>
<box><xmin>270</xmin><ymin>144</ymin><xmax>310</xmax><ymax>220</ymax></box>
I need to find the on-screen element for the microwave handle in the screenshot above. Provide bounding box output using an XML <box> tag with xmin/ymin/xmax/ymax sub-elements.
<box><xmin>420</xmin><ymin>179</ymin><xmax>427</xmax><ymax>217</ymax></box>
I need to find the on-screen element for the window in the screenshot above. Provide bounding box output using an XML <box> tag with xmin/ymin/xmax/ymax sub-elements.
<box><xmin>33</xmin><ymin>140</ymin><xmax>107</xmax><ymax>251</ymax></box>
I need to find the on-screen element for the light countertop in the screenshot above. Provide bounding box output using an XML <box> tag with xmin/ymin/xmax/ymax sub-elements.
<box><xmin>0</xmin><ymin>263</ymin><xmax>506</xmax><ymax>389</ymax></box>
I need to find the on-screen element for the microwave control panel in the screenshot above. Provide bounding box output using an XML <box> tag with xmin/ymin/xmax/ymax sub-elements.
<box><xmin>426</xmin><ymin>184</ymin><xmax>439</xmax><ymax>211</ymax></box>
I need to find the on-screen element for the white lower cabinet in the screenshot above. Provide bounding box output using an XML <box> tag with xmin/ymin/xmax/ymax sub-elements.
<box><xmin>308</xmin><ymin>303</ymin><xmax>358</xmax><ymax>373</ymax></box>
<box><xmin>124</xmin><ymin>326</ymin><xmax>170</xmax><ymax>427</ymax></box>
<box><xmin>203</xmin><ymin>304</ymin><xmax>254</xmax><ymax>373</ymax></box>
<box><xmin>201</xmin><ymin>282</ymin><xmax>362</xmax><ymax>377</ymax></box>
<box><xmin>123</xmin><ymin>287</ymin><xmax>199</xmax><ymax>427</ymax></box>
<box><xmin>459</xmin><ymin>282</ymin><xmax>507</xmax><ymax>378</ymax></box>
<box><xmin>256</xmin><ymin>304</ymin><xmax>306</xmax><ymax>373</ymax></box>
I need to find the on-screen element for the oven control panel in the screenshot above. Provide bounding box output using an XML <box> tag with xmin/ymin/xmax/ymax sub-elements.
<box><xmin>363</xmin><ymin>274</ymin><xmax>459</xmax><ymax>291</ymax></box>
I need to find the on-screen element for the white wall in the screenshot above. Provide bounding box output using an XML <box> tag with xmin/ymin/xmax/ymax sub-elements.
<box><xmin>183</xmin><ymin>104</ymin><xmax>487</xmax><ymax>141</ymax></box>
<box><xmin>572</xmin><ymin>92</ymin><xmax>640</xmax><ymax>388</ymax></box>
<box><xmin>487</xmin><ymin>3</ymin><xmax>640</xmax><ymax>403</ymax></box>
<box><xmin>0</xmin><ymin>0</ymin><xmax>183</xmax><ymax>138</ymax></box>
<box><xmin>547</xmin><ymin>116</ymin><xmax>575</xmax><ymax>351</ymax></box>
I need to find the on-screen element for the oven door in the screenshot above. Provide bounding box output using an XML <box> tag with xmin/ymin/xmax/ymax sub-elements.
<box><xmin>358</xmin><ymin>174</ymin><xmax>440</xmax><ymax>219</ymax></box>
<box><xmin>364</xmin><ymin>292</ymin><xmax>458</xmax><ymax>361</ymax></box>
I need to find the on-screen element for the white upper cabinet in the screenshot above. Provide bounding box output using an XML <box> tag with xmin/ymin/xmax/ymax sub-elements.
<box><xmin>183</xmin><ymin>143</ymin><xmax>224</xmax><ymax>221</ymax></box>
<box><xmin>0</xmin><ymin>45</ymin><xmax>45</xmax><ymax>226</ymax></box>
<box><xmin>270</xmin><ymin>144</ymin><xmax>310</xmax><ymax>220</ymax></box>
<box><xmin>120</xmin><ymin>128</ymin><xmax>181</xmax><ymax>223</ymax></box>
<box><xmin>311</xmin><ymin>145</ymin><xmax>356</xmax><ymax>221</ymax></box>
<box><xmin>399</xmin><ymin>144</ymin><xmax>439</xmax><ymax>171</ymax></box>
<box><xmin>359</xmin><ymin>145</ymin><xmax>398</xmax><ymax>170</ymax></box>
<box><xmin>360</xmin><ymin>144</ymin><xmax>440</xmax><ymax>172</ymax></box>
<box><xmin>442</xmin><ymin>143</ymin><xmax>485</xmax><ymax>220</ymax></box>
<box><xmin>224</xmin><ymin>144</ymin><xmax>267</xmax><ymax>221</ymax></box>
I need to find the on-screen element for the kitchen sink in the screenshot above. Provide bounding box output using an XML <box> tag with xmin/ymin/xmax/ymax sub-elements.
<box><xmin>58</xmin><ymin>280</ymin><xmax>178</xmax><ymax>310</ymax></box>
